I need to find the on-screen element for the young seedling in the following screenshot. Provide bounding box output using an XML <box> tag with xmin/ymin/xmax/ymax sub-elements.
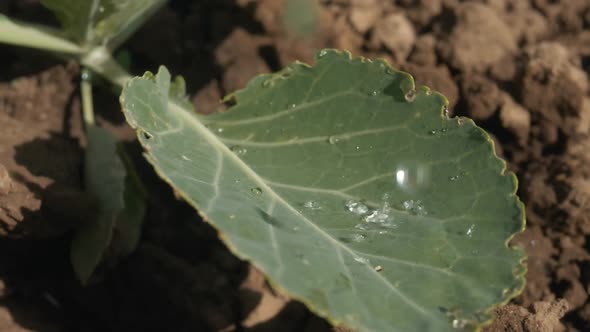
<box><xmin>0</xmin><ymin>0</ymin><xmax>166</xmax><ymax>283</ymax></box>
<box><xmin>0</xmin><ymin>2</ymin><xmax>526</xmax><ymax>331</ymax></box>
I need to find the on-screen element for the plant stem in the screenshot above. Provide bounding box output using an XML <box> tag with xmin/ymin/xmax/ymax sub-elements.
<box><xmin>81</xmin><ymin>47</ymin><xmax>133</xmax><ymax>89</ymax></box>
<box><xmin>0</xmin><ymin>14</ymin><xmax>82</xmax><ymax>54</ymax></box>
<box><xmin>80</xmin><ymin>71</ymin><xmax>95</xmax><ymax>126</ymax></box>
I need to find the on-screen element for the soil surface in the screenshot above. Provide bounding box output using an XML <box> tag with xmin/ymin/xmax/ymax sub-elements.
<box><xmin>1</xmin><ymin>0</ymin><xmax>590</xmax><ymax>331</ymax></box>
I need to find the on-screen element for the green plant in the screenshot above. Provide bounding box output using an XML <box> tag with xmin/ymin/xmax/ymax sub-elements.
<box><xmin>0</xmin><ymin>0</ymin><xmax>165</xmax><ymax>283</ymax></box>
<box><xmin>0</xmin><ymin>2</ymin><xmax>526</xmax><ymax>331</ymax></box>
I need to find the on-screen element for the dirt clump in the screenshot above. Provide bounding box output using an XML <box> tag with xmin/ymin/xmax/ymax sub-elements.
<box><xmin>437</xmin><ymin>2</ymin><xmax>517</xmax><ymax>73</ymax></box>
<box><xmin>483</xmin><ymin>299</ymin><xmax>569</xmax><ymax>332</ymax></box>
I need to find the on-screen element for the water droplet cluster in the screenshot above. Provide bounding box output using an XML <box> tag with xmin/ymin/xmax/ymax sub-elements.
<box><xmin>302</xmin><ymin>200</ymin><xmax>321</xmax><ymax>210</ymax></box>
<box><xmin>402</xmin><ymin>200</ymin><xmax>427</xmax><ymax>216</ymax></box>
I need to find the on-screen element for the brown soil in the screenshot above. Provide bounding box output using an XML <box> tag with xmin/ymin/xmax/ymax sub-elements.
<box><xmin>1</xmin><ymin>0</ymin><xmax>590</xmax><ymax>331</ymax></box>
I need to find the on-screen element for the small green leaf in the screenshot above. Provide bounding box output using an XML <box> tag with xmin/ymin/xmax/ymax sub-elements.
<box><xmin>42</xmin><ymin>0</ymin><xmax>165</xmax><ymax>49</ymax></box>
<box><xmin>71</xmin><ymin>126</ymin><xmax>145</xmax><ymax>284</ymax></box>
<box><xmin>120</xmin><ymin>50</ymin><xmax>525</xmax><ymax>331</ymax></box>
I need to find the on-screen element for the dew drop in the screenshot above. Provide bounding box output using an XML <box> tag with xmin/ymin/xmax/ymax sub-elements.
<box><xmin>385</xmin><ymin>68</ymin><xmax>395</xmax><ymax>75</ymax></box>
<box><xmin>353</xmin><ymin>256</ymin><xmax>370</xmax><ymax>264</ymax></box>
<box><xmin>303</xmin><ymin>200</ymin><xmax>321</xmax><ymax>210</ymax></box>
<box><xmin>444</xmin><ymin>106</ymin><xmax>450</xmax><ymax>116</ymax></box>
<box><xmin>428</xmin><ymin>130</ymin><xmax>437</xmax><ymax>135</ymax></box>
<box><xmin>345</xmin><ymin>200</ymin><xmax>369</xmax><ymax>215</ymax></box>
<box><xmin>81</xmin><ymin>71</ymin><xmax>90</xmax><ymax>81</ymax></box>
<box><xmin>327</xmin><ymin>136</ymin><xmax>340</xmax><ymax>144</ymax></box>
<box><xmin>318</xmin><ymin>49</ymin><xmax>329</xmax><ymax>58</ymax></box>
<box><xmin>369</xmin><ymin>90</ymin><xmax>378</xmax><ymax>97</ymax></box>
<box><xmin>215</xmin><ymin>127</ymin><xmax>224</xmax><ymax>133</ymax></box>
<box><xmin>351</xmin><ymin>234</ymin><xmax>365</xmax><ymax>243</ymax></box>
<box><xmin>402</xmin><ymin>200</ymin><xmax>427</xmax><ymax>216</ymax></box>
<box><xmin>404</xmin><ymin>89</ymin><xmax>416</xmax><ymax>102</ymax></box>
<box><xmin>181</xmin><ymin>155</ymin><xmax>190</xmax><ymax>161</ymax></box>
<box><xmin>262</xmin><ymin>79</ymin><xmax>274</xmax><ymax>88</ymax></box>
<box><xmin>395</xmin><ymin>163</ymin><xmax>431</xmax><ymax>191</ymax></box>
<box><xmin>289</xmin><ymin>103</ymin><xmax>297</xmax><ymax>108</ymax></box>
<box><xmin>354</xmin><ymin>223</ymin><xmax>368</xmax><ymax>231</ymax></box>
<box><xmin>374</xmin><ymin>265</ymin><xmax>383</xmax><ymax>272</ymax></box>
<box><xmin>98</xmin><ymin>6</ymin><xmax>105</xmax><ymax>13</ymax></box>
<box><xmin>449</xmin><ymin>175</ymin><xmax>459</xmax><ymax>181</ymax></box>
<box><xmin>251</xmin><ymin>187</ymin><xmax>262</xmax><ymax>195</ymax></box>
<box><xmin>363</xmin><ymin>203</ymin><xmax>392</xmax><ymax>223</ymax></box>
<box><xmin>466</xmin><ymin>224</ymin><xmax>475</xmax><ymax>237</ymax></box>
<box><xmin>230</xmin><ymin>145</ymin><xmax>247</xmax><ymax>156</ymax></box>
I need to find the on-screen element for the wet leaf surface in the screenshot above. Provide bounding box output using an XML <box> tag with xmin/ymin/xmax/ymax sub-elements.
<box><xmin>120</xmin><ymin>50</ymin><xmax>525</xmax><ymax>332</ymax></box>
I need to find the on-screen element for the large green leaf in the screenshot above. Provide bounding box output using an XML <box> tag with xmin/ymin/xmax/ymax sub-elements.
<box><xmin>120</xmin><ymin>50</ymin><xmax>526</xmax><ymax>332</ymax></box>
<box><xmin>71</xmin><ymin>126</ymin><xmax>145</xmax><ymax>284</ymax></box>
<box><xmin>41</xmin><ymin>0</ymin><xmax>165</xmax><ymax>49</ymax></box>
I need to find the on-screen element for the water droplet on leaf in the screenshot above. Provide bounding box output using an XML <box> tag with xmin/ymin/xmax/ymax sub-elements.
<box><xmin>327</xmin><ymin>136</ymin><xmax>339</xmax><ymax>144</ymax></box>
<box><xmin>353</xmin><ymin>256</ymin><xmax>370</xmax><ymax>264</ymax></box>
<box><xmin>395</xmin><ymin>163</ymin><xmax>430</xmax><ymax>191</ymax></box>
<box><xmin>466</xmin><ymin>224</ymin><xmax>475</xmax><ymax>237</ymax></box>
<box><xmin>345</xmin><ymin>200</ymin><xmax>369</xmax><ymax>215</ymax></box>
<box><xmin>318</xmin><ymin>49</ymin><xmax>328</xmax><ymax>58</ymax></box>
<box><xmin>402</xmin><ymin>200</ymin><xmax>427</xmax><ymax>215</ymax></box>
<box><xmin>303</xmin><ymin>200</ymin><xmax>321</xmax><ymax>210</ymax></box>
<box><xmin>363</xmin><ymin>202</ymin><xmax>392</xmax><ymax>223</ymax></box>
<box><xmin>351</xmin><ymin>234</ymin><xmax>365</xmax><ymax>243</ymax></box>
<box><xmin>251</xmin><ymin>188</ymin><xmax>262</xmax><ymax>195</ymax></box>
<box><xmin>374</xmin><ymin>265</ymin><xmax>383</xmax><ymax>272</ymax></box>
<box><xmin>230</xmin><ymin>145</ymin><xmax>247</xmax><ymax>156</ymax></box>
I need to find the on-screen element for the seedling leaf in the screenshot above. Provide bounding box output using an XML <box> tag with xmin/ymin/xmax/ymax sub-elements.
<box><xmin>71</xmin><ymin>126</ymin><xmax>145</xmax><ymax>284</ymax></box>
<box><xmin>41</xmin><ymin>0</ymin><xmax>165</xmax><ymax>49</ymax></box>
<box><xmin>120</xmin><ymin>50</ymin><xmax>526</xmax><ymax>332</ymax></box>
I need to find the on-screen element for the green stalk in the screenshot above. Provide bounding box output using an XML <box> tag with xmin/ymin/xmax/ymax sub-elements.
<box><xmin>0</xmin><ymin>14</ymin><xmax>82</xmax><ymax>54</ymax></box>
<box><xmin>80</xmin><ymin>70</ymin><xmax>95</xmax><ymax>126</ymax></box>
<box><xmin>81</xmin><ymin>47</ymin><xmax>133</xmax><ymax>88</ymax></box>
